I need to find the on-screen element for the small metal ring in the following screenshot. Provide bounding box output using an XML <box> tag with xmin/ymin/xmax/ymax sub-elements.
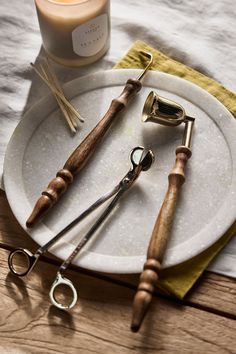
<box><xmin>8</xmin><ymin>248</ymin><xmax>33</xmax><ymax>277</ymax></box>
<box><xmin>130</xmin><ymin>146</ymin><xmax>144</xmax><ymax>168</ymax></box>
<box><xmin>49</xmin><ymin>273</ymin><xmax>78</xmax><ymax>310</ymax></box>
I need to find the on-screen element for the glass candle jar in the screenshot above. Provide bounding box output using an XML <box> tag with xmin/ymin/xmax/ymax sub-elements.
<box><xmin>35</xmin><ymin>0</ymin><xmax>110</xmax><ymax>67</ymax></box>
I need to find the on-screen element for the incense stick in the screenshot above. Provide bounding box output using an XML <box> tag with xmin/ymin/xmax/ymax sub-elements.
<box><xmin>31</xmin><ymin>60</ymin><xmax>84</xmax><ymax>133</ymax></box>
<box><xmin>40</xmin><ymin>64</ymin><xmax>76</xmax><ymax>133</ymax></box>
<box><xmin>44</xmin><ymin>59</ymin><xmax>78</xmax><ymax>130</ymax></box>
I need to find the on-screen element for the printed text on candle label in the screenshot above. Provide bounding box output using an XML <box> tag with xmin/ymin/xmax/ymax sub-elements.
<box><xmin>72</xmin><ymin>14</ymin><xmax>108</xmax><ymax>57</ymax></box>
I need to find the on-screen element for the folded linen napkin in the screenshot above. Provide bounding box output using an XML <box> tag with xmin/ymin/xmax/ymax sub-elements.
<box><xmin>114</xmin><ymin>40</ymin><xmax>236</xmax><ymax>299</ymax></box>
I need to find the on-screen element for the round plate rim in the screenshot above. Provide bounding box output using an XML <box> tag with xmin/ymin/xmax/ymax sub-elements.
<box><xmin>3</xmin><ymin>69</ymin><xmax>236</xmax><ymax>273</ymax></box>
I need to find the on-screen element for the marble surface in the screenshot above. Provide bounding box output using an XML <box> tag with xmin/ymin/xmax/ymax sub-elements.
<box><xmin>4</xmin><ymin>70</ymin><xmax>236</xmax><ymax>272</ymax></box>
<box><xmin>0</xmin><ymin>0</ymin><xmax>236</xmax><ymax>275</ymax></box>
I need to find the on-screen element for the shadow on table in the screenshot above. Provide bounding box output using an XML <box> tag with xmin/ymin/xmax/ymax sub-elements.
<box><xmin>5</xmin><ymin>272</ymin><xmax>31</xmax><ymax>309</ymax></box>
<box><xmin>48</xmin><ymin>305</ymin><xmax>76</xmax><ymax>335</ymax></box>
<box><xmin>5</xmin><ymin>270</ymin><xmax>46</xmax><ymax>321</ymax></box>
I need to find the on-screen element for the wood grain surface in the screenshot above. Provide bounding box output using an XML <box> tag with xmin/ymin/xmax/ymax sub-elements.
<box><xmin>1</xmin><ymin>190</ymin><xmax>236</xmax><ymax>353</ymax></box>
<box><xmin>1</xmin><ymin>247</ymin><xmax>236</xmax><ymax>354</ymax></box>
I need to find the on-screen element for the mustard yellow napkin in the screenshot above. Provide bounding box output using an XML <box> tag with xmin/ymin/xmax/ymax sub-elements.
<box><xmin>114</xmin><ymin>40</ymin><xmax>236</xmax><ymax>299</ymax></box>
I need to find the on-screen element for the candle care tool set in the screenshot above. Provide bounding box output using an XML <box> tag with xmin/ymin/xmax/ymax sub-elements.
<box><xmin>4</xmin><ymin>39</ymin><xmax>236</xmax><ymax>334</ymax></box>
<box><xmin>5</xmin><ymin>47</ymin><xmax>196</xmax><ymax>331</ymax></box>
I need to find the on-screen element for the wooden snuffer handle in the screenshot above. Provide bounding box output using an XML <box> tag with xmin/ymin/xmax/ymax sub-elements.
<box><xmin>26</xmin><ymin>78</ymin><xmax>142</xmax><ymax>228</ymax></box>
<box><xmin>131</xmin><ymin>145</ymin><xmax>192</xmax><ymax>332</ymax></box>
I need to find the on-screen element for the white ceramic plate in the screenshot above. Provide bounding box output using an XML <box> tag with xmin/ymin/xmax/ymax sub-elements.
<box><xmin>4</xmin><ymin>69</ymin><xmax>236</xmax><ymax>273</ymax></box>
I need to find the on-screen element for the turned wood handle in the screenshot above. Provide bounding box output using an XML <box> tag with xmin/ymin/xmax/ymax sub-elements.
<box><xmin>26</xmin><ymin>78</ymin><xmax>142</xmax><ymax>228</ymax></box>
<box><xmin>131</xmin><ymin>146</ymin><xmax>192</xmax><ymax>332</ymax></box>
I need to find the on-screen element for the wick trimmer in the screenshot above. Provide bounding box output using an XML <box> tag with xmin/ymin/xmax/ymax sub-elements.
<box><xmin>131</xmin><ymin>91</ymin><xmax>195</xmax><ymax>332</ymax></box>
<box><xmin>9</xmin><ymin>147</ymin><xmax>154</xmax><ymax>310</ymax></box>
<box><xmin>26</xmin><ymin>51</ymin><xmax>153</xmax><ymax>228</ymax></box>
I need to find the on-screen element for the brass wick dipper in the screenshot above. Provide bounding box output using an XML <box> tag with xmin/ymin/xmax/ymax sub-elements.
<box><xmin>131</xmin><ymin>92</ymin><xmax>195</xmax><ymax>332</ymax></box>
<box><xmin>26</xmin><ymin>51</ymin><xmax>153</xmax><ymax>228</ymax></box>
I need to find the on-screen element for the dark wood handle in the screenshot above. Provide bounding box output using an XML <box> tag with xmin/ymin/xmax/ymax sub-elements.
<box><xmin>26</xmin><ymin>78</ymin><xmax>142</xmax><ymax>228</ymax></box>
<box><xmin>131</xmin><ymin>146</ymin><xmax>192</xmax><ymax>332</ymax></box>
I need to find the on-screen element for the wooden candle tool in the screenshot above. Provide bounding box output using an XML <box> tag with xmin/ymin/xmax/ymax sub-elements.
<box><xmin>131</xmin><ymin>91</ymin><xmax>195</xmax><ymax>332</ymax></box>
<box><xmin>26</xmin><ymin>51</ymin><xmax>153</xmax><ymax>228</ymax></box>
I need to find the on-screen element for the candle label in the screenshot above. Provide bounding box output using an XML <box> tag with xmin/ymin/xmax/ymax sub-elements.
<box><xmin>72</xmin><ymin>14</ymin><xmax>108</xmax><ymax>57</ymax></box>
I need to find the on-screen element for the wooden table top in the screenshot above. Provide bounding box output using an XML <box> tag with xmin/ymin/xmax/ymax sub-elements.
<box><xmin>1</xmin><ymin>189</ymin><xmax>236</xmax><ymax>354</ymax></box>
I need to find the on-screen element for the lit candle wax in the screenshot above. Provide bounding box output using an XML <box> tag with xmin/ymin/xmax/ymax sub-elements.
<box><xmin>35</xmin><ymin>0</ymin><xmax>110</xmax><ymax>67</ymax></box>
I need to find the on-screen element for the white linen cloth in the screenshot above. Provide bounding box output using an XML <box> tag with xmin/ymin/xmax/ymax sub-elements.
<box><xmin>0</xmin><ymin>0</ymin><xmax>235</xmax><ymax>276</ymax></box>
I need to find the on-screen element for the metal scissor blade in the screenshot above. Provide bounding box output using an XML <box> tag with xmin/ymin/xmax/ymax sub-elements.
<box><xmin>130</xmin><ymin>146</ymin><xmax>155</xmax><ymax>174</ymax></box>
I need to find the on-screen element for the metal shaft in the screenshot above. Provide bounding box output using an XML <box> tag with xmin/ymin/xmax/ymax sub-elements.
<box><xmin>182</xmin><ymin>117</ymin><xmax>195</xmax><ymax>149</ymax></box>
<box><xmin>39</xmin><ymin>184</ymin><xmax>120</xmax><ymax>254</ymax></box>
<box><xmin>59</xmin><ymin>188</ymin><xmax>126</xmax><ymax>273</ymax></box>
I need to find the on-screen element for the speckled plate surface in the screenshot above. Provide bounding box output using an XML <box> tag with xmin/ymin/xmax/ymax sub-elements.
<box><xmin>3</xmin><ymin>69</ymin><xmax>236</xmax><ymax>273</ymax></box>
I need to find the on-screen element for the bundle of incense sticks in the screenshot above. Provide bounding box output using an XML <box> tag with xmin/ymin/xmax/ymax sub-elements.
<box><xmin>31</xmin><ymin>58</ymin><xmax>84</xmax><ymax>133</ymax></box>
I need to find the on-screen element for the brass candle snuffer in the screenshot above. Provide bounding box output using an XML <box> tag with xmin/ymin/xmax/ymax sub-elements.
<box><xmin>26</xmin><ymin>51</ymin><xmax>153</xmax><ymax>228</ymax></box>
<box><xmin>131</xmin><ymin>91</ymin><xmax>195</xmax><ymax>332</ymax></box>
<box><xmin>8</xmin><ymin>146</ymin><xmax>154</xmax><ymax>310</ymax></box>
